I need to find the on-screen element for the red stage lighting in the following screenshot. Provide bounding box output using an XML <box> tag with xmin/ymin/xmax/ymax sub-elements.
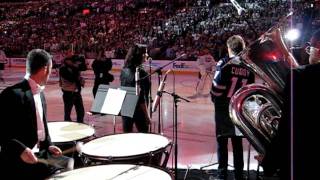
<box><xmin>264</xmin><ymin>52</ymin><xmax>279</xmax><ymax>62</ymax></box>
<box><xmin>82</xmin><ymin>9</ymin><xmax>90</xmax><ymax>15</ymax></box>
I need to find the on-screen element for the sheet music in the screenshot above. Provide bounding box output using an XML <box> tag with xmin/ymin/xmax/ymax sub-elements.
<box><xmin>101</xmin><ymin>88</ymin><xmax>126</xmax><ymax>115</ymax></box>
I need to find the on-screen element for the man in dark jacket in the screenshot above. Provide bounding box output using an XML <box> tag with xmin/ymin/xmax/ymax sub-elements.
<box><xmin>92</xmin><ymin>53</ymin><xmax>114</xmax><ymax>97</ymax></box>
<box><xmin>277</xmin><ymin>29</ymin><xmax>320</xmax><ymax>180</ymax></box>
<box><xmin>59</xmin><ymin>55</ymin><xmax>86</xmax><ymax>123</ymax></box>
<box><xmin>0</xmin><ymin>49</ymin><xmax>73</xmax><ymax>180</ymax></box>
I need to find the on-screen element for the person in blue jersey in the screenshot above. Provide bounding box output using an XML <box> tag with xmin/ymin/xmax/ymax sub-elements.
<box><xmin>210</xmin><ymin>35</ymin><xmax>255</xmax><ymax>180</ymax></box>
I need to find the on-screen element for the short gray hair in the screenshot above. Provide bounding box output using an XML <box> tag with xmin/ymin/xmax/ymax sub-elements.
<box><xmin>26</xmin><ymin>49</ymin><xmax>52</xmax><ymax>75</ymax></box>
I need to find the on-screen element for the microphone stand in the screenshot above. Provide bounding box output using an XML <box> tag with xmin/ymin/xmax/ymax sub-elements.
<box><xmin>139</xmin><ymin>54</ymin><xmax>186</xmax><ymax>134</ymax></box>
<box><xmin>144</xmin><ymin>57</ymin><xmax>163</xmax><ymax>134</ymax></box>
<box><xmin>140</xmin><ymin>54</ymin><xmax>186</xmax><ymax>82</ymax></box>
<box><xmin>151</xmin><ymin>60</ymin><xmax>163</xmax><ymax>134</ymax></box>
<box><xmin>157</xmin><ymin>70</ymin><xmax>162</xmax><ymax>133</ymax></box>
<box><xmin>148</xmin><ymin>58</ymin><xmax>153</xmax><ymax>132</ymax></box>
<box><xmin>229</xmin><ymin>0</ymin><xmax>258</xmax><ymax>39</ymax></box>
<box><xmin>162</xmin><ymin>90</ymin><xmax>189</xmax><ymax>180</ymax></box>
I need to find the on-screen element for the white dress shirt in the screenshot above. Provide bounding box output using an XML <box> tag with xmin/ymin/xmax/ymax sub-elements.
<box><xmin>25</xmin><ymin>75</ymin><xmax>46</xmax><ymax>142</ymax></box>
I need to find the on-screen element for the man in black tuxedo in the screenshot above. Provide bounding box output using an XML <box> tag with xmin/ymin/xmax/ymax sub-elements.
<box><xmin>0</xmin><ymin>49</ymin><xmax>73</xmax><ymax>179</ymax></box>
<box><xmin>280</xmin><ymin>29</ymin><xmax>320</xmax><ymax>180</ymax></box>
<box><xmin>262</xmin><ymin>29</ymin><xmax>320</xmax><ymax>180</ymax></box>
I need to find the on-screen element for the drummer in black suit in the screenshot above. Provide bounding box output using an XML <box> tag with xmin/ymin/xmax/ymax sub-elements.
<box><xmin>0</xmin><ymin>49</ymin><xmax>73</xmax><ymax>179</ymax></box>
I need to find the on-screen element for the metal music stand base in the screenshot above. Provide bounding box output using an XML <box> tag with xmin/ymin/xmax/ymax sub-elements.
<box><xmin>200</xmin><ymin>162</ymin><xmax>234</xmax><ymax>175</ymax></box>
<box><xmin>113</xmin><ymin>115</ymin><xmax>117</xmax><ymax>134</ymax></box>
<box><xmin>162</xmin><ymin>90</ymin><xmax>189</xmax><ymax>180</ymax></box>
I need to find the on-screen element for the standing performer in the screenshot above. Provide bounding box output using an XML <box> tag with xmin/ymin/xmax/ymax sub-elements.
<box><xmin>120</xmin><ymin>44</ymin><xmax>151</xmax><ymax>133</ymax></box>
<box><xmin>0</xmin><ymin>49</ymin><xmax>73</xmax><ymax>180</ymax></box>
<box><xmin>92</xmin><ymin>51</ymin><xmax>114</xmax><ymax>97</ymax></box>
<box><xmin>211</xmin><ymin>35</ymin><xmax>255</xmax><ymax>180</ymax></box>
<box><xmin>262</xmin><ymin>29</ymin><xmax>320</xmax><ymax>180</ymax></box>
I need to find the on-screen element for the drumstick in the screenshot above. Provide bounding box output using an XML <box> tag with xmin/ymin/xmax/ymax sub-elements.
<box><xmin>37</xmin><ymin>158</ymin><xmax>64</xmax><ymax>169</ymax></box>
<box><xmin>37</xmin><ymin>158</ymin><xmax>48</xmax><ymax>164</ymax></box>
<box><xmin>60</xmin><ymin>142</ymin><xmax>84</xmax><ymax>155</ymax></box>
<box><xmin>37</xmin><ymin>158</ymin><xmax>65</xmax><ymax>170</ymax></box>
<box><xmin>37</xmin><ymin>158</ymin><xmax>48</xmax><ymax>165</ymax></box>
<box><xmin>37</xmin><ymin>142</ymin><xmax>83</xmax><ymax>166</ymax></box>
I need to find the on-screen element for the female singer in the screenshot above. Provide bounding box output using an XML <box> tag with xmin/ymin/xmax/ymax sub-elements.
<box><xmin>120</xmin><ymin>44</ymin><xmax>151</xmax><ymax>132</ymax></box>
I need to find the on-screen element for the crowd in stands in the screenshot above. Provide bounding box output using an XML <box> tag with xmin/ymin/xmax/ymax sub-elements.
<box><xmin>0</xmin><ymin>0</ymin><xmax>319</xmax><ymax>61</ymax></box>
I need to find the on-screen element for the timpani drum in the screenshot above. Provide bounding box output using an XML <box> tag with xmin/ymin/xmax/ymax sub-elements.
<box><xmin>48</xmin><ymin>122</ymin><xmax>95</xmax><ymax>143</ymax></box>
<box><xmin>49</xmin><ymin>164</ymin><xmax>172</xmax><ymax>180</ymax></box>
<box><xmin>81</xmin><ymin>133</ymin><xmax>171</xmax><ymax>167</ymax></box>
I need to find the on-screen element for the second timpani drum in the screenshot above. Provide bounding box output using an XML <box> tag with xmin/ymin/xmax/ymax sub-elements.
<box><xmin>48</xmin><ymin>121</ymin><xmax>95</xmax><ymax>143</ymax></box>
<box><xmin>81</xmin><ymin>133</ymin><xmax>172</xmax><ymax>167</ymax></box>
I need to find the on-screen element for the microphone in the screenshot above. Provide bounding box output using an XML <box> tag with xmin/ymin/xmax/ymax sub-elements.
<box><xmin>139</xmin><ymin>63</ymin><xmax>157</xmax><ymax>69</ymax></box>
<box><xmin>230</xmin><ymin>0</ymin><xmax>246</xmax><ymax>16</ymax></box>
<box><xmin>152</xmin><ymin>69</ymin><xmax>171</xmax><ymax>112</ymax></box>
<box><xmin>135</xmin><ymin>66</ymin><xmax>140</xmax><ymax>96</ymax></box>
<box><xmin>147</xmin><ymin>56</ymin><xmax>153</xmax><ymax>62</ymax></box>
<box><xmin>178</xmin><ymin>53</ymin><xmax>187</xmax><ymax>59</ymax></box>
<box><xmin>135</xmin><ymin>43</ymin><xmax>147</xmax><ymax>48</ymax></box>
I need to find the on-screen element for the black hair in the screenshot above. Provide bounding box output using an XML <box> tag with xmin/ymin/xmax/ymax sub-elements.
<box><xmin>124</xmin><ymin>44</ymin><xmax>146</xmax><ymax>69</ymax></box>
<box><xmin>311</xmin><ymin>29</ymin><xmax>320</xmax><ymax>47</ymax></box>
<box><xmin>63</xmin><ymin>54</ymin><xmax>87</xmax><ymax>71</ymax></box>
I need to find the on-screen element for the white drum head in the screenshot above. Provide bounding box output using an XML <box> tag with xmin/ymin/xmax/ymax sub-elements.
<box><xmin>82</xmin><ymin>133</ymin><xmax>170</xmax><ymax>158</ymax></box>
<box><xmin>49</xmin><ymin>164</ymin><xmax>172</xmax><ymax>180</ymax></box>
<box><xmin>48</xmin><ymin>122</ymin><xmax>95</xmax><ymax>143</ymax></box>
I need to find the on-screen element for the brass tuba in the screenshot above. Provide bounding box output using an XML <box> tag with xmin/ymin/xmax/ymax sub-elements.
<box><xmin>229</xmin><ymin>17</ymin><xmax>299</xmax><ymax>156</ymax></box>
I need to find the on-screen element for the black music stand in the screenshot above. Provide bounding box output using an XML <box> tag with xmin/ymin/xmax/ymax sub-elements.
<box><xmin>90</xmin><ymin>85</ymin><xmax>139</xmax><ymax>133</ymax></box>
